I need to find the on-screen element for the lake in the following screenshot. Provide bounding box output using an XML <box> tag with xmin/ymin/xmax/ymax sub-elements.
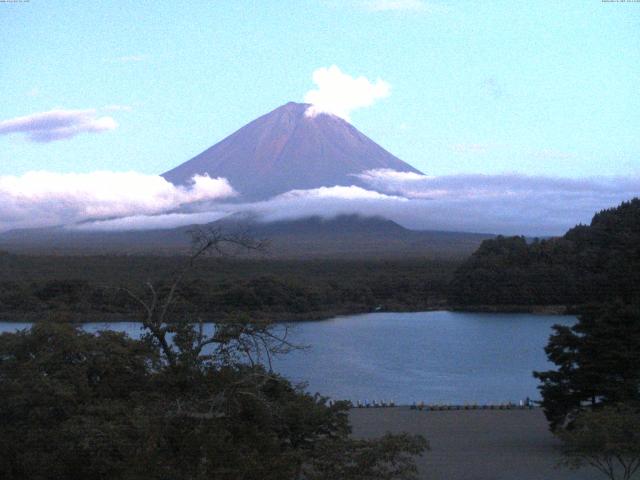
<box><xmin>0</xmin><ymin>311</ymin><xmax>574</xmax><ymax>405</ymax></box>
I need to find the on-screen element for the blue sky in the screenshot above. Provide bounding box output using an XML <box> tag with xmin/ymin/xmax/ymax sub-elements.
<box><xmin>2</xmin><ymin>0</ymin><xmax>639</xmax><ymax>177</ymax></box>
<box><xmin>0</xmin><ymin>0</ymin><xmax>639</xmax><ymax>234</ymax></box>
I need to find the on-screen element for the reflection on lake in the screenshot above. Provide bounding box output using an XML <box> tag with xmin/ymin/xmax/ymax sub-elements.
<box><xmin>0</xmin><ymin>311</ymin><xmax>574</xmax><ymax>405</ymax></box>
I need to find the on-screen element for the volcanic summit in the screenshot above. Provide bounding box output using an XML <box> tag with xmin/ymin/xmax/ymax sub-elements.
<box><xmin>162</xmin><ymin>102</ymin><xmax>422</xmax><ymax>201</ymax></box>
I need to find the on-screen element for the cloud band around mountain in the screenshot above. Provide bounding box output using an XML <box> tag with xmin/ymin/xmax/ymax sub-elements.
<box><xmin>0</xmin><ymin>171</ymin><xmax>234</xmax><ymax>231</ymax></box>
<box><xmin>224</xmin><ymin>173</ymin><xmax>639</xmax><ymax>236</ymax></box>
<box><xmin>1</xmin><ymin>169</ymin><xmax>638</xmax><ymax>236</ymax></box>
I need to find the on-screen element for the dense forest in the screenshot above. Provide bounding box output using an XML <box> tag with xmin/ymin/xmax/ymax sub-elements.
<box><xmin>449</xmin><ymin>198</ymin><xmax>640</xmax><ymax>309</ymax></box>
<box><xmin>0</xmin><ymin>296</ymin><xmax>427</xmax><ymax>479</ymax></box>
<box><xmin>0</xmin><ymin>255</ymin><xmax>456</xmax><ymax>322</ymax></box>
<box><xmin>3</xmin><ymin>198</ymin><xmax>639</xmax><ymax>322</ymax></box>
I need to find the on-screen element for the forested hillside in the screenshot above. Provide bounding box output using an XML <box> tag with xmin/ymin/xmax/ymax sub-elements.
<box><xmin>449</xmin><ymin>198</ymin><xmax>640</xmax><ymax>307</ymax></box>
<box><xmin>0</xmin><ymin>256</ymin><xmax>455</xmax><ymax>322</ymax></box>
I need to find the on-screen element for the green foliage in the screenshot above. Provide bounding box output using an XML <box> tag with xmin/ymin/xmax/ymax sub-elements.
<box><xmin>0</xmin><ymin>321</ymin><xmax>427</xmax><ymax>480</ymax></box>
<box><xmin>0</xmin><ymin>257</ymin><xmax>456</xmax><ymax>322</ymax></box>
<box><xmin>557</xmin><ymin>404</ymin><xmax>640</xmax><ymax>480</ymax></box>
<box><xmin>0</xmin><ymin>323</ymin><xmax>154</xmax><ymax>479</ymax></box>
<box><xmin>0</xmin><ymin>231</ymin><xmax>432</xmax><ymax>478</ymax></box>
<box><xmin>534</xmin><ymin>303</ymin><xmax>640</xmax><ymax>431</ymax></box>
<box><xmin>449</xmin><ymin>198</ymin><xmax>640</xmax><ymax>307</ymax></box>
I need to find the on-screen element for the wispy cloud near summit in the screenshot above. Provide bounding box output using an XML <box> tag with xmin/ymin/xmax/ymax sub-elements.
<box><xmin>304</xmin><ymin>66</ymin><xmax>390</xmax><ymax>121</ymax></box>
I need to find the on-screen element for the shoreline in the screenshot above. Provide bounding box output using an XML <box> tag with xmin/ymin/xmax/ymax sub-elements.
<box><xmin>448</xmin><ymin>304</ymin><xmax>574</xmax><ymax>315</ymax></box>
<box><xmin>0</xmin><ymin>304</ymin><xmax>575</xmax><ymax>323</ymax></box>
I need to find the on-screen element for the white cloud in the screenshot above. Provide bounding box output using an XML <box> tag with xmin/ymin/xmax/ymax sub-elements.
<box><xmin>201</xmin><ymin>171</ymin><xmax>638</xmax><ymax>236</ymax></box>
<box><xmin>277</xmin><ymin>185</ymin><xmax>402</xmax><ymax>201</ymax></box>
<box><xmin>323</xmin><ymin>0</ymin><xmax>445</xmax><ymax>13</ymax></box>
<box><xmin>2</xmin><ymin>167</ymin><xmax>638</xmax><ymax>237</ymax></box>
<box><xmin>0</xmin><ymin>171</ymin><xmax>235</xmax><ymax>231</ymax></box>
<box><xmin>304</xmin><ymin>65</ymin><xmax>391</xmax><ymax>121</ymax></box>
<box><xmin>73</xmin><ymin>211</ymin><xmax>228</xmax><ymax>232</ymax></box>
<box><xmin>356</xmin><ymin>168</ymin><xmax>640</xmax><ymax>199</ymax></box>
<box><xmin>363</xmin><ymin>0</ymin><xmax>429</xmax><ymax>11</ymax></box>
<box><xmin>346</xmin><ymin>169</ymin><xmax>640</xmax><ymax>233</ymax></box>
<box><xmin>72</xmin><ymin>186</ymin><xmax>403</xmax><ymax>232</ymax></box>
<box><xmin>234</xmin><ymin>185</ymin><xmax>406</xmax><ymax>224</ymax></box>
<box><xmin>0</xmin><ymin>109</ymin><xmax>118</xmax><ymax>143</ymax></box>
<box><xmin>355</xmin><ymin>168</ymin><xmax>429</xmax><ymax>182</ymax></box>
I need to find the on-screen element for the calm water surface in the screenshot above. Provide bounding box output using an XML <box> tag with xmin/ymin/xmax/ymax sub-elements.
<box><xmin>0</xmin><ymin>311</ymin><xmax>574</xmax><ymax>405</ymax></box>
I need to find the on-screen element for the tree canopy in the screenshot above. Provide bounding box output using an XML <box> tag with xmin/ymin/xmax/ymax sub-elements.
<box><xmin>0</xmin><ymin>320</ymin><xmax>428</xmax><ymax>479</ymax></box>
<box><xmin>0</xmin><ymin>228</ymin><xmax>428</xmax><ymax>479</ymax></box>
<box><xmin>449</xmin><ymin>198</ymin><xmax>640</xmax><ymax>308</ymax></box>
<box><xmin>533</xmin><ymin>302</ymin><xmax>640</xmax><ymax>431</ymax></box>
<box><xmin>558</xmin><ymin>404</ymin><xmax>640</xmax><ymax>480</ymax></box>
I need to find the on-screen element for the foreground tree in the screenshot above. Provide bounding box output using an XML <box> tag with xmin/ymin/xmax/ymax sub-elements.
<box><xmin>534</xmin><ymin>302</ymin><xmax>640</xmax><ymax>430</ymax></box>
<box><xmin>535</xmin><ymin>302</ymin><xmax>640</xmax><ymax>479</ymax></box>
<box><xmin>558</xmin><ymin>404</ymin><xmax>640</xmax><ymax>480</ymax></box>
<box><xmin>0</xmin><ymin>227</ymin><xmax>428</xmax><ymax>479</ymax></box>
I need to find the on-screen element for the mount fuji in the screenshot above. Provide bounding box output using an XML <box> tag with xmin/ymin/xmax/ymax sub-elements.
<box><xmin>162</xmin><ymin>102</ymin><xmax>422</xmax><ymax>200</ymax></box>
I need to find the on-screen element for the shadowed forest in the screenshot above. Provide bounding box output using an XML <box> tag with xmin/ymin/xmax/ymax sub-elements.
<box><xmin>0</xmin><ymin>256</ymin><xmax>455</xmax><ymax>322</ymax></box>
<box><xmin>1</xmin><ymin>199</ymin><xmax>639</xmax><ymax>323</ymax></box>
<box><xmin>449</xmin><ymin>198</ymin><xmax>640</xmax><ymax>308</ymax></box>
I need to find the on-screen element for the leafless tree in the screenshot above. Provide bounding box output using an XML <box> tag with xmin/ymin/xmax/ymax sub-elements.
<box><xmin>122</xmin><ymin>225</ymin><xmax>295</xmax><ymax>370</ymax></box>
<box><xmin>120</xmin><ymin>226</ymin><xmax>307</xmax><ymax>421</ymax></box>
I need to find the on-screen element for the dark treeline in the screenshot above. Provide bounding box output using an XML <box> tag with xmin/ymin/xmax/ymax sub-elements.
<box><xmin>0</xmin><ymin>255</ymin><xmax>457</xmax><ymax>322</ymax></box>
<box><xmin>4</xmin><ymin>198</ymin><xmax>639</xmax><ymax>321</ymax></box>
<box><xmin>449</xmin><ymin>198</ymin><xmax>640</xmax><ymax>308</ymax></box>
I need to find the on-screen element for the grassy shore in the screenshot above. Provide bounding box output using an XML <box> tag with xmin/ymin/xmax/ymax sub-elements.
<box><xmin>349</xmin><ymin>407</ymin><xmax>601</xmax><ymax>480</ymax></box>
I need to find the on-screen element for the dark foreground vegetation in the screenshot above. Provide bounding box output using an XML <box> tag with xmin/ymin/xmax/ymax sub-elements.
<box><xmin>1</xmin><ymin>199</ymin><xmax>639</xmax><ymax>479</ymax></box>
<box><xmin>446</xmin><ymin>198</ymin><xmax>640</xmax><ymax>479</ymax></box>
<box><xmin>534</xmin><ymin>302</ymin><xmax>640</xmax><ymax>480</ymax></box>
<box><xmin>0</xmin><ymin>255</ymin><xmax>456</xmax><ymax>322</ymax></box>
<box><xmin>534</xmin><ymin>302</ymin><xmax>640</xmax><ymax>431</ymax></box>
<box><xmin>4</xmin><ymin>200</ymin><xmax>638</xmax><ymax>323</ymax></box>
<box><xmin>0</xmin><ymin>322</ymin><xmax>427</xmax><ymax>480</ymax></box>
<box><xmin>0</xmin><ymin>232</ymin><xmax>427</xmax><ymax>480</ymax></box>
<box><xmin>449</xmin><ymin>199</ymin><xmax>640</xmax><ymax>309</ymax></box>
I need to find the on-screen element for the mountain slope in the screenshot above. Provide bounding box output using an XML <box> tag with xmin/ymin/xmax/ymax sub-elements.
<box><xmin>162</xmin><ymin>102</ymin><xmax>422</xmax><ymax>200</ymax></box>
<box><xmin>0</xmin><ymin>215</ymin><xmax>492</xmax><ymax>259</ymax></box>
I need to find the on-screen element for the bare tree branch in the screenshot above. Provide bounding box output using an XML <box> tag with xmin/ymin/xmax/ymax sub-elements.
<box><xmin>123</xmin><ymin>227</ymin><xmax>297</xmax><ymax>375</ymax></box>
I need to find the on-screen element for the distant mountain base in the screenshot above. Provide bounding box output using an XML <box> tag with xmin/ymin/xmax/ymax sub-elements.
<box><xmin>0</xmin><ymin>214</ymin><xmax>494</xmax><ymax>259</ymax></box>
